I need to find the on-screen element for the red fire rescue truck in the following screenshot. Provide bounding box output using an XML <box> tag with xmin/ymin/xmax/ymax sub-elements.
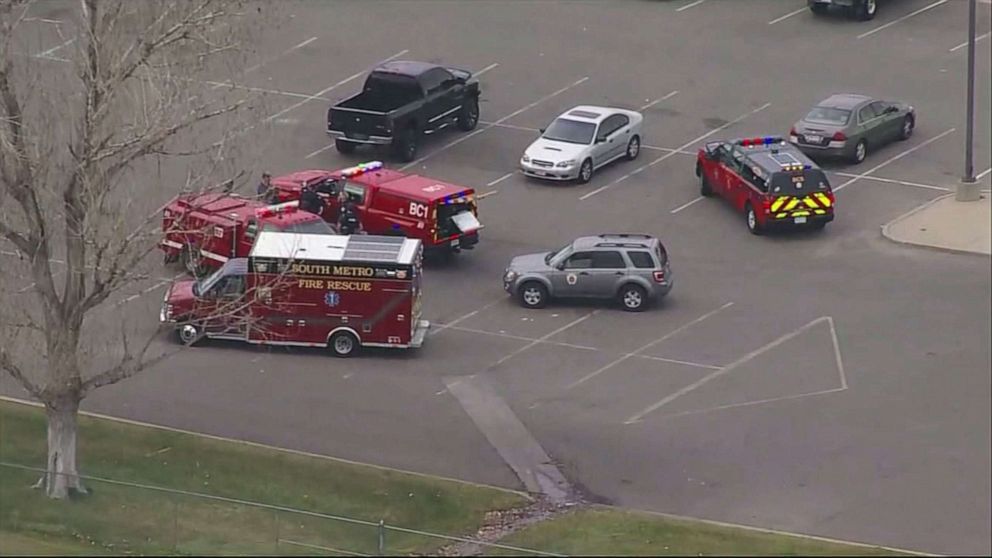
<box><xmin>271</xmin><ymin>161</ymin><xmax>483</xmax><ymax>255</ymax></box>
<box><xmin>160</xmin><ymin>193</ymin><xmax>332</xmax><ymax>275</ymax></box>
<box><xmin>695</xmin><ymin>136</ymin><xmax>835</xmax><ymax>235</ymax></box>
<box><xmin>160</xmin><ymin>230</ymin><xmax>428</xmax><ymax>357</ymax></box>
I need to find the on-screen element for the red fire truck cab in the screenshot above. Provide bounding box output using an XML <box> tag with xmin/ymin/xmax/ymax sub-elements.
<box><xmin>160</xmin><ymin>230</ymin><xmax>428</xmax><ymax>357</ymax></box>
<box><xmin>272</xmin><ymin>161</ymin><xmax>483</xmax><ymax>254</ymax></box>
<box><xmin>695</xmin><ymin>136</ymin><xmax>835</xmax><ymax>235</ymax></box>
<box><xmin>161</xmin><ymin>193</ymin><xmax>332</xmax><ymax>275</ymax></box>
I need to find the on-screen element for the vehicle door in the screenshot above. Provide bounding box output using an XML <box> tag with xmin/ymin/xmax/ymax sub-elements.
<box><xmin>870</xmin><ymin>100</ymin><xmax>901</xmax><ymax>143</ymax></box>
<box><xmin>855</xmin><ymin>102</ymin><xmax>882</xmax><ymax>147</ymax></box>
<box><xmin>585</xmin><ymin>250</ymin><xmax>628</xmax><ymax>298</ymax></box>
<box><xmin>739</xmin><ymin>161</ymin><xmax>769</xmax><ymax>212</ymax></box>
<box><xmin>724</xmin><ymin>146</ymin><xmax>749</xmax><ymax>210</ymax></box>
<box><xmin>550</xmin><ymin>251</ymin><xmax>595</xmax><ymax>298</ymax></box>
<box><xmin>420</xmin><ymin>68</ymin><xmax>460</xmax><ymax>132</ymax></box>
<box><xmin>601</xmin><ymin>114</ymin><xmax>630</xmax><ymax>162</ymax></box>
<box><xmin>202</xmin><ymin>273</ymin><xmax>248</xmax><ymax>338</ymax></box>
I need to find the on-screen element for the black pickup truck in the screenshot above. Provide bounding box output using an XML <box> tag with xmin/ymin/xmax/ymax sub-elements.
<box><xmin>327</xmin><ymin>61</ymin><xmax>481</xmax><ymax>162</ymax></box>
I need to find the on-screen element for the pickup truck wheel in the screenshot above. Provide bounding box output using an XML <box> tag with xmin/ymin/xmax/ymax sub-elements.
<box><xmin>329</xmin><ymin>331</ymin><xmax>360</xmax><ymax>358</ymax></box>
<box><xmin>899</xmin><ymin>115</ymin><xmax>914</xmax><ymax>141</ymax></box>
<box><xmin>745</xmin><ymin>203</ymin><xmax>764</xmax><ymax>236</ymax></box>
<box><xmin>850</xmin><ymin>0</ymin><xmax>876</xmax><ymax>20</ymax></box>
<box><xmin>577</xmin><ymin>159</ymin><xmax>594</xmax><ymax>184</ymax></box>
<box><xmin>519</xmin><ymin>281</ymin><xmax>548</xmax><ymax>309</ymax></box>
<box><xmin>395</xmin><ymin>128</ymin><xmax>418</xmax><ymax>162</ymax></box>
<box><xmin>177</xmin><ymin>324</ymin><xmax>202</xmax><ymax>346</ymax></box>
<box><xmin>809</xmin><ymin>2</ymin><xmax>829</xmax><ymax>15</ymax></box>
<box><xmin>335</xmin><ymin>139</ymin><xmax>357</xmax><ymax>154</ymax></box>
<box><xmin>619</xmin><ymin>284</ymin><xmax>648</xmax><ymax>312</ymax></box>
<box><xmin>457</xmin><ymin>99</ymin><xmax>479</xmax><ymax>131</ymax></box>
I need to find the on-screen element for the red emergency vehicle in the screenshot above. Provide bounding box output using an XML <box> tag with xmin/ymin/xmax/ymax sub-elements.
<box><xmin>271</xmin><ymin>161</ymin><xmax>483</xmax><ymax>254</ymax></box>
<box><xmin>695</xmin><ymin>136</ymin><xmax>835</xmax><ymax>235</ymax></box>
<box><xmin>160</xmin><ymin>230</ymin><xmax>428</xmax><ymax>357</ymax></box>
<box><xmin>160</xmin><ymin>193</ymin><xmax>332</xmax><ymax>275</ymax></box>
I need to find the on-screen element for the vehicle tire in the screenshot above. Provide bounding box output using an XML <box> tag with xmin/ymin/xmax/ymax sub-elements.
<box><xmin>850</xmin><ymin>0</ymin><xmax>876</xmax><ymax>20</ymax></box>
<box><xmin>700</xmin><ymin>172</ymin><xmax>714</xmax><ymax>197</ymax></box>
<box><xmin>577</xmin><ymin>159</ymin><xmax>594</xmax><ymax>184</ymax></box>
<box><xmin>625</xmin><ymin>135</ymin><xmax>640</xmax><ymax>161</ymax></box>
<box><xmin>180</xmin><ymin>247</ymin><xmax>203</xmax><ymax>277</ymax></box>
<box><xmin>851</xmin><ymin>139</ymin><xmax>868</xmax><ymax>165</ymax></box>
<box><xmin>329</xmin><ymin>330</ymin><xmax>360</xmax><ymax>358</ymax></box>
<box><xmin>335</xmin><ymin>139</ymin><xmax>358</xmax><ymax>154</ymax></box>
<box><xmin>394</xmin><ymin>127</ymin><xmax>419</xmax><ymax>162</ymax></box>
<box><xmin>745</xmin><ymin>203</ymin><xmax>763</xmax><ymax>236</ymax></box>
<box><xmin>177</xmin><ymin>324</ymin><xmax>202</xmax><ymax>346</ymax></box>
<box><xmin>618</xmin><ymin>284</ymin><xmax>648</xmax><ymax>312</ymax></box>
<box><xmin>456</xmin><ymin>98</ymin><xmax>480</xmax><ymax>131</ymax></box>
<box><xmin>899</xmin><ymin>115</ymin><xmax>915</xmax><ymax>141</ymax></box>
<box><xmin>518</xmin><ymin>281</ymin><xmax>548</xmax><ymax>309</ymax></box>
<box><xmin>809</xmin><ymin>2</ymin><xmax>829</xmax><ymax>15</ymax></box>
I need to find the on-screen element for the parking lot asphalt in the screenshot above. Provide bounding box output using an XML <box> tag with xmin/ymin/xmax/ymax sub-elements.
<box><xmin>4</xmin><ymin>0</ymin><xmax>991</xmax><ymax>554</ymax></box>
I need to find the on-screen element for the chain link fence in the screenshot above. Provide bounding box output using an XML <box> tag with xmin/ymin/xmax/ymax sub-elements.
<box><xmin>0</xmin><ymin>462</ymin><xmax>562</xmax><ymax>556</ymax></box>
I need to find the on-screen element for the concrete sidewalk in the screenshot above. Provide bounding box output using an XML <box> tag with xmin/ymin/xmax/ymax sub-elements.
<box><xmin>882</xmin><ymin>193</ymin><xmax>991</xmax><ymax>256</ymax></box>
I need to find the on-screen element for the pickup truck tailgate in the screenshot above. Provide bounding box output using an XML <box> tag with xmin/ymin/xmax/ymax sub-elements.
<box><xmin>329</xmin><ymin>107</ymin><xmax>391</xmax><ymax>140</ymax></box>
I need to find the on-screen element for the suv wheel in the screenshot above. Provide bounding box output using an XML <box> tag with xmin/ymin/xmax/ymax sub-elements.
<box><xmin>457</xmin><ymin>98</ymin><xmax>479</xmax><ymax>131</ymax></box>
<box><xmin>619</xmin><ymin>284</ymin><xmax>648</xmax><ymax>312</ymax></box>
<box><xmin>851</xmin><ymin>0</ymin><xmax>876</xmax><ymax>20</ymax></box>
<box><xmin>335</xmin><ymin>139</ymin><xmax>357</xmax><ymax>154</ymax></box>
<box><xmin>395</xmin><ymin>128</ymin><xmax>419</xmax><ymax>162</ymax></box>
<box><xmin>329</xmin><ymin>331</ymin><xmax>359</xmax><ymax>358</ymax></box>
<box><xmin>625</xmin><ymin>136</ymin><xmax>640</xmax><ymax>161</ymax></box>
<box><xmin>519</xmin><ymin>281</ymin><xmax>548</xmax><ymax>309</ymax></box>
<box><xmin>577</xmin><ymin>159</ymin><xmax>594</xmax><ymax>184</ymax></box>
<box><xmin>745</xmin><ymin>203</ymin><xmax>763</xmax><ymax>235</ymax></box>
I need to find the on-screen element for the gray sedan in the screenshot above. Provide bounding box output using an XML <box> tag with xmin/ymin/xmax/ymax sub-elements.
<box><xmin>789</xmin><ymin>94</ymin><xmax>915</xmax><ymax>164</ymax></box>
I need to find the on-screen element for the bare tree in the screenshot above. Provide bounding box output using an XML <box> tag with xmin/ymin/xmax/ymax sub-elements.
<box><xmin>0</xmin><ymin>0</ymin><xmax>276</xmax><ymax>498</ymax></box>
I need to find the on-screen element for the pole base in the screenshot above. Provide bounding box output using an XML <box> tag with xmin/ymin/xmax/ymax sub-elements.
<box><xmin>955</xmin><ymin>180</ymin><xmax>981</xmax><ymax>202</ymax></box>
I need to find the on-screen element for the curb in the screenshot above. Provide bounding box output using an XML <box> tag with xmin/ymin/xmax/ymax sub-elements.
<box><xmin>0</xmin><ymin>395</ymin><xmax>533</xmax><ymax>502</ymax></box>
<box><xmin>880</xmin><ymin>193</ymin><xmax>991</xmax><ymax>257</ymax></box>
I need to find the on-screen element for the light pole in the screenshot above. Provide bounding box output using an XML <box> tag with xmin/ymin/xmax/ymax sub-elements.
<box><xmin>957</xmin><ymin>0</ymin><xmax>980</xmax><ymax>201</ymax></box>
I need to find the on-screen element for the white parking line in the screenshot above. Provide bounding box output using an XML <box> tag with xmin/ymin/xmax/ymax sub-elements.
<box><xmin>566</xmin><ymin>302</ymin><xmax>734</xmax><ymax>390</ymax></box>
<box><xmin>834</xmin><ymin>128</ymin><xmax>956</xmax><ymax>192</ymax></box>
<box><xmin>579</xmin><ymin>103</ymin><xmax>770</xmax><ymax>200</ymax></box>
<box><xmin>659</xmin><ymin>387</ymin><xmax>847</xmax><ymax>420</ymax></box>
<box><xmin>264</xmin><ymin>49</ymin><xmax>409</xmax><ymax>124</ymax></box>
<box><xmin>670</xmin><ymin>196</ymin><xmax>705</xmax><ymax>214</ymax></box>
<box><xmin>212</xmin><ymin>36</ymin><xmax>317</xmax><ymax>89</ymax></box>
<box><xmin>831</xmin><ymin>172</ymin><xmax>950</xmax><ymax>192</ymax></box>
<box><xmin>207</xmin><ymin>81</ymin><xmax>329</xmax><ymax>101</ymax></box>
<box><xmin>304</xmin><ymin>142</ymin><xmax>337</xmax><ymax>160</ymax></box>
<box><xmin>34</xmin><ymin>37</ymin><xmax>74</xmax><ymax>58</ymax></box>
<box><xmin>486</xmin><ymin>172</ymin><xmax>515</xmax><ymax>187</ymax></box>
<box><xmin>977</xmin><ymin>167</ymin><xmax>991</xmax><ymax>180</ymax></box>
<box><xmin>858</xmin><ymin>0</ymin><xmax>949</xmax><ymax>39</ymax></box>
<box><xmin>639</xmin><ymin>90</ymin><xmax>679</xmax><ymax>111</ymax></box>
<box><xmin>676</xmin><ymin>0</ymin><xmax>707</xmax><ymax>11</ymax></box>
<box><xmin>474</xmin><ymin>62</ymin><xmax>500</xmax><ymax>77</ymax></box>
<box><xmin>24</xmin><ymin>18</ymin><xmax>62</xmax><ymax>24</ymax></box>
<box><xmin>493</xmin><ymin>310</ymin><xmax>599</xmax><ymax>367</ymax></box>
<box><xmin>399</xmin><ymin>76</ymin><xmax>590</xmax><ymax>171</ymax></box>
<box><xmin>429</xmin><ymin>297</ymin><xmax>504</xmax><ymax>336</ymax></box>
<box><xmin>950</xmin><ymin>31</ymin><xmax>991</xmax><ymax>51</ymax></box>
<box><xmin>444</xmin><ymin>325</ymin><xmax>599</xmax><ymax>352</ymax></box>
<box><xmin>768</xmin><ymin>7</ymin><xmax>807</xmax><ymax>24</ymax></box>
<box><xmin>624</xmin><ymin>316</ymin><xmax>839</xmax><ymax>424</ymax></box>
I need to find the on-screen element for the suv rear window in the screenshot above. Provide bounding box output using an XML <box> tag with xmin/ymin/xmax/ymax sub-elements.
<box><xmin>769</xmin><ymin>169</ymin><xmax>831</xmax><ymax>194</ymax></box>
<box><xmin>627</xmin><ymin>251</ymin><xmax>656</xmax><ymax>269</ymax></box>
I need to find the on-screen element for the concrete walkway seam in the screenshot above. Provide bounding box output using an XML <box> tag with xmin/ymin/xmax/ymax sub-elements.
<box><xmin>880</xmin><ymin>193</ymin><xmax>991</xmax><ymax>257</ymax></box>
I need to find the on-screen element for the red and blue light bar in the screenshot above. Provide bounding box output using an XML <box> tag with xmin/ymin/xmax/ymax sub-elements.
<box><xmin>739</xmin><ymin>136</ymin><xmax>785</xmax><ymax>147</ymax></box>
<box><xmin>338</xmin><ymin>161</ymin><xmax>383</xmax><ymax>178</ymax></box>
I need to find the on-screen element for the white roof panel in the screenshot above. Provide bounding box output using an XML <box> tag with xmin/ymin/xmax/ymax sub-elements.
<box><xmin>249</xmin><ymin>231</ymin><xmax>420</xmax><ymax>265</ymax></box>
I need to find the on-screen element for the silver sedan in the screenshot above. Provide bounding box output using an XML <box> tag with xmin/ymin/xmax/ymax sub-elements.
<box><xmin>520</xmin><ymin>105</ymin><xmax>643</xmax><ymax>184</ymax></box>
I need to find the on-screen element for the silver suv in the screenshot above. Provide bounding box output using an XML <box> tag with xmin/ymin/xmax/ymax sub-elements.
<box><xmin>502</xmin><ymin>234</ymin><xmax>673</xmax><ymax>312</ymax></box>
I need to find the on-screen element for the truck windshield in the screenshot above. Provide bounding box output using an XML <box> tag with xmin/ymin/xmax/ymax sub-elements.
<box><xmin>804</xmin><ymin>107</ymin><xmax>851</xmax><ymax>126</ymax></box>
<box><xmin>195</xmin><ymin>263</ymin><xmax>230</xmax><ymax>297</ymax></box>
<box><xmin>769</xmin><ymin>169</ymin><xmax>832</xmax><ymax>194</ymax></box>
<box><xmin>543</xmin><ymin>118</ymin><xmax>596</xmax><ymax>145</ymax></box>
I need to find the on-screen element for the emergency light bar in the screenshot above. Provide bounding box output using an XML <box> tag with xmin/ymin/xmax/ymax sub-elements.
<box><xmin>255</xmin><ymin>200</ymin><xmax>299</xmax><ymax>218</ymax></box>
<box><xmin>738</xmin><ymin>136</ymin><xmax>785</xmax><ymax>147</ymax></box>
<box><xmin>338</xmin><ymin>161</ymin><xmax>384</xmax><ymax>178</ymax></box>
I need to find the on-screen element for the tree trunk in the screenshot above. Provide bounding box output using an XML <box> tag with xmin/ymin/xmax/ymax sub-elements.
<box><xmin>38</xmin><ymin>399</ymin><xmax>87</xmax><ymax>498</ymax></box>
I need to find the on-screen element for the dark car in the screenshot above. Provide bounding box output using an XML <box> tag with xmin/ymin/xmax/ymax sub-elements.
<box><xmin>327</xmin><ymin>61</ymin><xmax>481</xmax><ymax>162</ymax></box>
<box><xmin>789</xmin><ymin>94</ymin><xmax>915</xmax><ymax>165</ymax></box>
<box><xmin>808</xmin><ymin>0</ymin><xmax>877</xmax><ymax>20</ymax></box>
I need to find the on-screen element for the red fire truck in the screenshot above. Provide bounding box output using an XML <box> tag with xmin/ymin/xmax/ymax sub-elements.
<box><xmin>271</xmin><ymin>161</ymin><xmax>483</xmax><ymax>255</ymax></box>
<box><xmin>160</xmin><ymin>193</ymin><xmax>332</xmax><ymax>275</ymax></box>
<box><xmin>160</xmin><ymin>230</ymin><xmax>429</xmax><ymax>357</ymax></box>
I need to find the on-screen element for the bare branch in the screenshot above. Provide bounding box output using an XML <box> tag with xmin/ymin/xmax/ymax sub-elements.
<box><xmin>0</xmin><ymin>348</ymin><xmax>43</xmax><ymax>399</ymax></box>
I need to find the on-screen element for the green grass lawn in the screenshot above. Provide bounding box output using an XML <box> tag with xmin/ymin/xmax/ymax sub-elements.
<box><xmin>0</xmin><ymin>400</ymin><xmax>526</xmax><ymax>555</ymax></box>
<box><xmin>492</xmin><ymin>507</ymin><xmax>909</xmax><ymax>556</ymax></box>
